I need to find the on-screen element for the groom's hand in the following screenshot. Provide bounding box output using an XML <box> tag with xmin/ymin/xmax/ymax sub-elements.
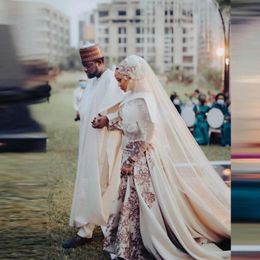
<box><xmin>91</xmin><ymin>114</ymin><xmax>108</xmax><ymax>128</ymax></box>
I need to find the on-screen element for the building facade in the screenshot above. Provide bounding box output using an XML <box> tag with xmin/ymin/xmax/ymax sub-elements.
<box><xmin>79</xmin><ymin>11</ymin><xmax>95</xmax><ymax>47</ymax></box>
<box><xmin>13</xmin><ymin>1</ymin><xmax>70</xmax><ymax>67</ymax></box>
<box><xmin>79</xmin><ymin>0</ymin><xmax>223</xmax><ymax>74</ymax></box>
<box><xmin>197</xmin><ymin>0</ymin><xmax>224</xmax><ymax>69</ymax></box>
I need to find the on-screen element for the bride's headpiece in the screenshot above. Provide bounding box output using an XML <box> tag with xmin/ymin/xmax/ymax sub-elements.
<box><xmin>117</xmin><ymin>55</ymin><xmax>146</xmax><ymax>80</ymax></box>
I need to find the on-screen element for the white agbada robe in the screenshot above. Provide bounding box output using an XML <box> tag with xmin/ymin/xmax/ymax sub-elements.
<box><xmin>69</xmin><ymin>69</ymin><xmax>125</xmax><ymax>228</ymax></box>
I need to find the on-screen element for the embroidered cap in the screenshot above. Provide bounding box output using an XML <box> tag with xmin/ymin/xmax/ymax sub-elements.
<box><xmin>79</xmin><ymin>42</ymin><xmax>104</xmax><ymax>63</ymax></box>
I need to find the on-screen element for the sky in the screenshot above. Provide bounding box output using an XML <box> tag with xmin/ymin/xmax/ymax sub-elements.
<box><xmin>26</xmin><ymin>0</ymin><xmax>111</xmax><ymax>47</ymax></box>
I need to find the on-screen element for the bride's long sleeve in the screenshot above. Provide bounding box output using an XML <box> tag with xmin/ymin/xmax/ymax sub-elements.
<box><xmin>121</xmin><ymin>98</ymin><xmax>154</xmax><ymax>165</ymax></box>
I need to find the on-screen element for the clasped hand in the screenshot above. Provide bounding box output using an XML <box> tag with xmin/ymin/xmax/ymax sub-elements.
<box><xmin>91</xmin><ymin>113</ymin><xmax>108</xmax><ymax>128</ymax></box>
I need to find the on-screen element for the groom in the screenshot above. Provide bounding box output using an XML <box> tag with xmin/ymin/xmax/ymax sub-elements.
<box><xmin>63</xmin><ymin>43</ymin><xmax>124</xmax><ymax>249</ymax></box>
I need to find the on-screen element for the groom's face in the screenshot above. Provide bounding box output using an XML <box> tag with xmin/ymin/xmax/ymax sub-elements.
<box><xmin>82</xmin><ymin>61</ymin><xmax>98</xmax><ymax>79</ymax></box>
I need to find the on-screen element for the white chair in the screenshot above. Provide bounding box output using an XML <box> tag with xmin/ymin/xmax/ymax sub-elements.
<box><xmin>181</xmin><ymin>106</ymin><xmax>196</xmax><ymax>133</ymax></box>
<box><xmin>207</xmin><ymin>108</ymin><xmax>224</xmax><ymax>145</ymax></box>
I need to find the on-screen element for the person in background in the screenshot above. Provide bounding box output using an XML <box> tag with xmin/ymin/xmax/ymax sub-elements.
<box><xmin>185</xmin><ymin>89</ymin><xmax>200</xmax><ymax>107</ymax></box>
<box><xmin>73</xmin><ymin>79</ymin><xmax>87</xmax><ymax>121</ymax></box>
<box><xmin>170</xmin><ymin>91</ymin><xmax>182</xmax><ymax>114</ymax></box>
<box><xmin>193</xmin><ymin>93</ymin><xmax>210</xmax><ymax>145</ymax></box>
<box><xmin>192</xmin><ymin>89</ymin><xmax>200</xmax><ymax>105</ymax></box>
<box><xmin>207</xmin><ymin>90</ymin><xmax>216</xmax><ymax>107</ymax></box>
<box><xmin>212</xmin><ymin>93</ymin><xmax>231</xmax><ymax>146</ymax></box>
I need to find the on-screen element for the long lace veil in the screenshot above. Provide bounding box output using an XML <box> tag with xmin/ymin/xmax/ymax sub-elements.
<box><xmin>118</xmin><ymin>55</ymin><xmax>230</xmax><ymax>238</ymax></box>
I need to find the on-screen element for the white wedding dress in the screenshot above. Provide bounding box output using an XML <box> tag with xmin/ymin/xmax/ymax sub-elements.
<box><xmin>103</xmin><ymin>56</ymin><xmax>230</xmax><ymax>260</ymax></box>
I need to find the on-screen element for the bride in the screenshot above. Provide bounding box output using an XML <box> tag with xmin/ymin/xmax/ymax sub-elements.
<box><xmin>98</xmin><ymin>55</ymin><xmax>230</xmax><ymax>260</ymax></box>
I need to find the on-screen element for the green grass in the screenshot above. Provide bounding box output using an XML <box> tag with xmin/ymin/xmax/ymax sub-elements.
<box><xmin>0</xmin><ymin>72</ymin><xmax>229</xmax><ymax>259</ymax></box>
<box><xmin>31</xmin><ymin>91</ymin><xmax>110</xmax><ymax>259</ymax></box>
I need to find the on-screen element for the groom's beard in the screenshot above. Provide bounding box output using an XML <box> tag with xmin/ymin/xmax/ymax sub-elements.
<box><xmin>86</xmin><ymin>72</ymin><xmax>96</xmax><ymax>79</ymax></box>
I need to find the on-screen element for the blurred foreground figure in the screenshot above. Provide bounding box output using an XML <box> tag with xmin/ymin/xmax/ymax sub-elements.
<box><xmin>0</xmin><ymin>25</ymin><xmax>51</xmax><ymax>152</ymax></box>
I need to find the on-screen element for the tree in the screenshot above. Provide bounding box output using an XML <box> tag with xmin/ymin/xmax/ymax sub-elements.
<box><xmin>64</xmin><ymin>48</ymin><xmax>82</xmax><ymax>70</ymax></box>
<box><xmin>201</xmin><ymin>67</ymin><xmax>222</xmax><ymax>89</ymax></box>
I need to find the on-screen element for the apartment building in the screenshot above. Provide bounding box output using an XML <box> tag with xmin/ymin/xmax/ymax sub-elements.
<box><xmin>197</xmin><ymin>0</ymin><xmax>224</xmax><ymax>69</ymax></box>
<box><xmin>79</xmin><ymin>0</ymin><xmax>223</xmax><ymax>74</ymax></box>
<box><xmin>13</xmin><ymin>1</ymin><xmax>70</xmax><ymax>66</ymax></box>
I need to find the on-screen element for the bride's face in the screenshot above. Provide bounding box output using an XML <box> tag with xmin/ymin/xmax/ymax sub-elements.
<box><xmin>114</xmin><ymin>69</ymin><xmax>130</xmax><ymax>92</ymax></box>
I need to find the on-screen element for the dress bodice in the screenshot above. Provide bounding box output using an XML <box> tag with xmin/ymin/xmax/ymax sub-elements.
<box><xmin>119</xmin><ymin>97</ymin><xmax>154</xmax><ymax>149</ymax></box>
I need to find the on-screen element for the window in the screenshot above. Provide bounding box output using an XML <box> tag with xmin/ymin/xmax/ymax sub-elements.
<box><xmin>113</xmin><ymin>19</ymin><xmax>126</xmax><ymax>23</ymax></box>
<box><xmin>183</xmin><ymin>56</ymin><xmax>193</xmax><ymax>63</ymax></box>
<box><xmin>183</xmin><ymin>28</ymin><xmax>187</xmax><ymax>34</ymax></box>
<box><xmin>183</xmin><ymin>38</ymin><xmax>186</xmax><ymax>43</ymax></box>
<box><xmin>136</xmin><ymin>27</ymin><xmax>141</xmax><ymax>34</ymax></box>
<box><xmin>165</xmin><ymin>27</ymin><xmax>169</xmax><ymax>34</ymax></box>
<box><xmin>118</xmin><ymin>10</ymin><xmax>126</xmax><ymax>16</ymax></box>
<box><xmin>105</xmin><ymin>28</ymin><xmax>109</xmax><ymax>34</ymax></box>
<box><xmin>99</xmin><ymin>11</ymin><xmax>109</xmax><ymax>17</ymax></box>
<box><xmin>118</xmin><ymin>38</ymin><xmax>126</xmax><ymax>44</ymax></box>
<box><xmin>136</xmin><ymin>47</ymin><xmax>144</xmax><ymax>53</ymax></box>
<box><xmin>170</xmin><ymin>10</ymin><xmax>173</xmax><ymax>16</ymax></box>
<box><xmin>152</xmin><ymin>27</ymin><xmax>155</xmax><ymax>34</ymax></box>
<box><xmin>118</xmin><ymin>27</ymin><xmax>126</xmax><ymax>34</ymax></box>
<box><xmin>165</xmin><ymin>10</ymin><xmax>168</xmax><ymax>15</ymax></box>
<box><xmin>183</xmin><ymin>47</ymin><xmax>187</xmax><ymax>52</ymax></box>
<box><xmin>136</xmin><ymin>38</ymin><xmax>144</xmax><ymax>43</ymax></box>
<box><xmin>136</xmin><ymin>9</ymin><xmax>141</xmax><ymax>16</ymax></box>
<box><xmin>104</xmin><ymin>38</ymin><xmax>109</xmax><ymax>43</ymax></box>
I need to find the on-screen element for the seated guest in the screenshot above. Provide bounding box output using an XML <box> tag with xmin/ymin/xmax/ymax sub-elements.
<box><xmin>193</xmin><ymin>94</ymin><xmax>210</xmax><ymax>145</ymax></box>
<box><xmin>212</xmin><ymin>93</ymin><xmax>231</xmax><ymax>146</ymax></box>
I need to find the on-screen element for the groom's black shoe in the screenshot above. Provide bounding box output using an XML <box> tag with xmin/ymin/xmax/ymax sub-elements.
<box><xmin>62</xmin><ymin>235</ymin><xmax>92</xmax><ymax>249</ymax></box>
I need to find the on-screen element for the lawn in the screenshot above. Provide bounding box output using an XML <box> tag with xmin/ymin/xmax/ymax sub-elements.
<box><xmin>0</xmin><ymin>71</ymin><xmax>229</xmax><ymax>259</ymax></box>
